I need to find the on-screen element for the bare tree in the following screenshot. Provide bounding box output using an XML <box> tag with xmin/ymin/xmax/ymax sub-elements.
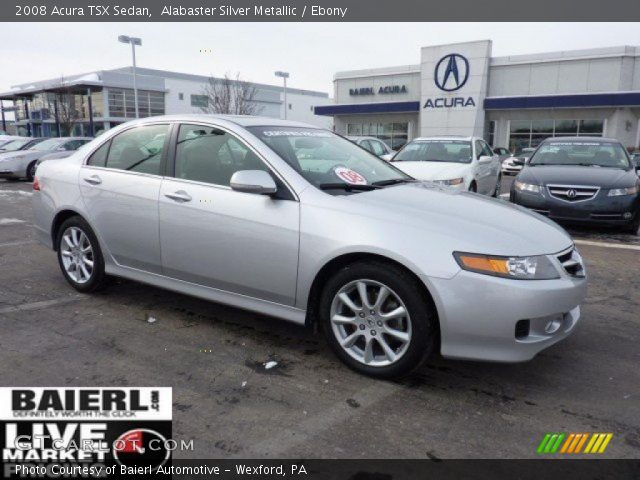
<box><xmin>199</xmin><ymin>73</ymin><xmax>263</xmax><ymax>116</ymax></box>
<box><xmin>46</xmin><ymin>76</ymin><xmax>81</xmax><ymax>136</ymax></box>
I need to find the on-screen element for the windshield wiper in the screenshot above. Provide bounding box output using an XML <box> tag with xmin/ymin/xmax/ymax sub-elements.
<box><xmin>318</xmin><ymin>183</ymin><xmax>381</xmax><ymax>191</ymax></box>
<box><xmin>371</xmin><ymin>178</ymin><xmax>416</xmax><ymax>186</ymax></box>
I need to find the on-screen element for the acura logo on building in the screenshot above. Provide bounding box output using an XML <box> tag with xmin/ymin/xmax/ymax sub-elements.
<box><xmin>434</xmin><ymin>54</ymin><xmax>470</xmax><ymax>92</ymax></box>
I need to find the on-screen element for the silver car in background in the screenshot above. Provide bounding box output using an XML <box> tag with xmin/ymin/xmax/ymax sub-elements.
<box><xmin>0</xmin><ymin>137</ymin><xmax>91</xmax><ymax>181</ymax></box>
<box><xmin>347</xmin><ymin>135</ymin><xmax>395</xmax><ymax>158</ymax></box>
<box><xmin>33</xmin><ymin>115</ymin><xmax>587</xmax><ymax>378</ymax></box>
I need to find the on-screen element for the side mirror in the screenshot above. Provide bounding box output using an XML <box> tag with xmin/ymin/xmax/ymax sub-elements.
<box><xmin>512</xmin><ymin>157</ymin><xmax>525</xmax><ymax>166</ymax></box>
<box><xmin>478</xmin><ymin>155</ymin><xmax>492</xmax><ymax>164</ymax></box>
<box><xmin>381</xmin><ymin>153</ymin><xmax>394</xmax><ymax>162</ymax></box>
<box><xmin>230</xmin><ymin>170</ymin><xmax>277</xmax><ymax>195</ymax></box>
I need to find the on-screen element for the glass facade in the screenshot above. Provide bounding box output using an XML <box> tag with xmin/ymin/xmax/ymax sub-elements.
<box><xmin>107</xmin><ymin>88</ymin><xmax>165</xmax><ymax>119</ymax></box>
<box><xmin>347</xmin><ymin>122</ymin><xmax>409</xmax><ymax>149</ymax></box>
<box><xmin>509</xmin><ymin>119</ymin><xmax>604</xmax><ymax>154</ymax></box>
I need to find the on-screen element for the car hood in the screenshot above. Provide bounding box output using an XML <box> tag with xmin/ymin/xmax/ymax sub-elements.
<box><xmin>519</xmin><ymin>165</ymin><xmax>637</xmax><ymax>188</ymax></box>
<box><xmin>393</xmin><ymin>161</ymin><xmax>470</xmax><ymax>180</ymax></box>
<box><xmin>342</xmin><ymin>182</ymin><xmax>573</xmax><ymax>256</ymax></box>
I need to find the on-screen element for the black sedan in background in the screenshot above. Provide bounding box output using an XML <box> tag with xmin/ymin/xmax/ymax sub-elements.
<box><xmin>510</xmin><ymin>137</ymin><xmax>640</xmax><ymax>234</ymax></box>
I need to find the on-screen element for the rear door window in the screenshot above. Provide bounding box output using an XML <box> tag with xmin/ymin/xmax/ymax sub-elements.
<box><xmin>105</xmin><ymin>124</ymin><xmax>169</xmax><ymax>175</ymax></box>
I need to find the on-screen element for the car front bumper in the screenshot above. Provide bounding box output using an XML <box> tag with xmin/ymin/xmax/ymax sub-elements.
<box><xmin>511</xmin><ymin>189</ymin><xmax>640</xmax><ymax>226</ymax></box>
<box><xmin>423</xmin><ymin>263</ymin><xmax>587</xmax><ymax>362</ymax></box>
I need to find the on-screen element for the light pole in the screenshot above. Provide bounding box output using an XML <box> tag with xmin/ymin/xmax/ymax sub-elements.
<box><xmin>118</xmin><ymin>35</ymin><xmax>142</xmax><ymax>119</ymax></box>
<box><xmin>274</xmin><ymin>71</ymin><xmax>289</xmax><ymax>120</ymax></box>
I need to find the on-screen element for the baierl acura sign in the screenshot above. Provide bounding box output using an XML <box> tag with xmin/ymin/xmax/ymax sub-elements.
<box><xmin>423</xmin><ymin>53</ymin><xmax>475</xmax><ymax>108</ymax></box>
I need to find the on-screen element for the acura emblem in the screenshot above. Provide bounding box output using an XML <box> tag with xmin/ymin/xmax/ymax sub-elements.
<box><xmin>434</xmin><ymin>54</ymin><xmax>470</xmax><ymax>92</ymax></box>
<box><xmin>567</xmin><ymin>189</ymin><xmax>577</xmax><ymax>199</ymax></box>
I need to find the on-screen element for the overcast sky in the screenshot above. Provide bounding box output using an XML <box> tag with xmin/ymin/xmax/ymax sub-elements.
<box><xmin>1</xmin><ymin>22</ymin><xmax>639</xmax><ymax>94</ymax></box>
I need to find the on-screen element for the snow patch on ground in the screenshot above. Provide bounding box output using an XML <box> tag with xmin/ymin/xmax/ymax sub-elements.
<box><xmin>0</xmin><ymin>218</ymin><xmax>25</xmax><ymax>225</ymax></box>
<box><xmin>264</xmin><ymin>361</ymin><xmax>278</xmax><ymax>370</ymax></box>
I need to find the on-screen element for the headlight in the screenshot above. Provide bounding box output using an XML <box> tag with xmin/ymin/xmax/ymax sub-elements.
<box><xmin>514</xmin><ymin>180</ymin><xmax>541</xmax><ymax>193</ymax></box>
<box><xmin>608</xmin><ymin>186</ymin><xmax>638</xmax><ymax>196</ymax></box>
<box><xmin>453</xmin><ymin>252</ymin><xmax>560</xmax><ymax>280</ymax></box>
<box><xmin>436</xmin><ymin>177</ymin><xmax>464</xmax><ymax>186</ymax></box>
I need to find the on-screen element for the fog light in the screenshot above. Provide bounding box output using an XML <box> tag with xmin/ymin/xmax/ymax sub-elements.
<box><xmin>544</xmin><ymin>318</ymin><xmax>562</xmax><ymax>334</ymax></box>
<box><xmin>623</xmin><ymin>212</ymin><xmax>633</xmax><ymax>219</ymax></box>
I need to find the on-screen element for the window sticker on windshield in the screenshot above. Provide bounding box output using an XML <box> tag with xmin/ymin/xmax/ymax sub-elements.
<box><xmin>262</xmin><ymin>130</ymin><xmax>332</xmax><ymax>138</ymax></box>
<box><xmin>548</xmin><ymin>142</ymin><xmax>606</xmax><ymax>146</ymax></box>
<box><xmin>334</xmin><ymin>166</ymin><xmax>367</xmax><ymax>185</ymax></box>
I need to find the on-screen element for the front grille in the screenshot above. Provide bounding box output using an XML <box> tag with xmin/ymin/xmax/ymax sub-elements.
<box><xmin>557</xmin><ymin>248</ymin><xmax>585</xmax><ymax>278</ymax></box>
<box><xmin>547</xmin><ymin>184</ymin><xmax>600</xmax><ymax>202</ymax></box>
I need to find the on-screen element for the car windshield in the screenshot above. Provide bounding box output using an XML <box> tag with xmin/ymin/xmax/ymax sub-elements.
<box><xmin>29</xmin><ymin>139</ymin><xmax>64</xmax><ymax>151</ymax></box>
<box><xmin>248</xmin><ymin>127</ymin><xmax>411</xmax><ymax>193</ymax></box>
<box><xmin>1</xmin><ymin>139</ymin><xmax>32</xmax><ymax>151</ymax></box>
<box><xmin>393</xmin><ymin>140</ymin><xmax>472</xmax><ymax>163</ymax></box>
<box><xmin>529</xmin><ymin>141</ymin><xmax>631</xmax><ymax>169</ymax></box>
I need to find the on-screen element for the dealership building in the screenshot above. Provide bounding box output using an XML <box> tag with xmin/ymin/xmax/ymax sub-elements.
<box><xmin>315</xmin><ymin>41</ymin><xmax>640</xmax><ymax>151</ymax></box>
<box><xmin>0</xmin><ymin>67</ymin><xmax>332</xmax><ymax>137</ymax></box>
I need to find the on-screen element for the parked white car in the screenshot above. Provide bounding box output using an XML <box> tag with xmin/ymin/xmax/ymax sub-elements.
<box><xmin>390</xmin><ymin>137</ymin><xmax>502</xmax><ymax>196</ymax></box>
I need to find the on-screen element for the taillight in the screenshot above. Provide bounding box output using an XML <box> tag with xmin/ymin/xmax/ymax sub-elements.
<box><xmin>33</xmin><ymin>177</ymin><xmax>40</xmax><ymax>191</ymax></box>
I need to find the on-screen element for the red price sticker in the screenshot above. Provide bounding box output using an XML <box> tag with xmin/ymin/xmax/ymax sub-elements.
<box><xmin>334</xmin><ymin>167</ymin><xmax>367</xmax><ymax>185</ymax></box>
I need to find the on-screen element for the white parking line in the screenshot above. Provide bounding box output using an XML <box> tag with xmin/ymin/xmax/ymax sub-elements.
<box><xmin>0</xmin><ymin>296</ymin><xmax>88</xmax><ymax>315</ymax></box>
<box><xmin>574</xmin><ymin>239</ymin><xmax>640</xmax><ymax>251</ymax></box>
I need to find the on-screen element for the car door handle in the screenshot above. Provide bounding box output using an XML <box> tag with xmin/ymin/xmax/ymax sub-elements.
<box><xmin>164</xmin><ymin>190</ymin><xmax>192</xmax><ymax>203</ymax></box>
<box><xmin>83</xmin><ymin>175</ymin><xmax>102</xmax><ymax>185</ymax></box>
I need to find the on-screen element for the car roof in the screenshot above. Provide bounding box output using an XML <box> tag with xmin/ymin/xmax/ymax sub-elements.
<box><xmin>347</xmin><ymin>136</ymin><xmax>381</xmax><ymax>141</ymax></box>
<box><xmin>120</xmin><ymin>114</ymin><xmax>318</xmax><ymax>129</ymax></box>
<box><xmin>544</xmin><ymin>136</ymin><xmax>620</xmax><ymax>143</ymax></box>
<box><xmin>411</xmin><ymin>136</ymin><xmax>476</xmax><ymax>142</ymax></box>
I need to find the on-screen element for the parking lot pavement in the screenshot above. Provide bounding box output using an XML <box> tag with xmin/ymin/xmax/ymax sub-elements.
<box><xmin>1</xmin><ymin>179</ymin><xmax>639</xmax><ymax>459</ymax></box>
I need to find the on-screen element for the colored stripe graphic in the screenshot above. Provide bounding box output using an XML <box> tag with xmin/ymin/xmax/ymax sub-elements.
<box><xmin>540</xmin><ymin>433</ymin><xmax>613</xmax><ymax>454</ymax></box>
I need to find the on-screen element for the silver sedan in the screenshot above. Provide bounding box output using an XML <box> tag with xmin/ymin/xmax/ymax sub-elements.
<box><xmin>32</xmin><ymin>115</ymin><xmax>587</xmax><ymax>378</ymax></box>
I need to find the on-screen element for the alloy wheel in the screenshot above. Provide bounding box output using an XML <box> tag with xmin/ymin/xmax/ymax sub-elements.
<box><xmin>60</xmin><ymin>226</ymin><xmax>94</xmax><ymax>284</ymax></box>
<box><xmin>330</xmin><ymin>279</ymin><xmax>412</xmax><ymax>367</ymax></box>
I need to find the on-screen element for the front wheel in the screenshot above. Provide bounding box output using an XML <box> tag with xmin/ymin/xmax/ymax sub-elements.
<box><xmin>26</xmin><ymin>161</ymin><xmax>37</xmax><ymax>182</ymax></box>
<box><xmin>320</xmin><ymin>261</ymin><xmax>436</xmax><ymax>379</ymax></box>
<box><xmin>492</xmin><ymin>173</ymin><xmax>502</xmax><ymax>197</ymax></box>
<box><xmin>623</xmin><ymin>215</ymin><xmax>640</xmax><ymax>235</ymax></box>
<box><xmin>56</xmin><ymin>216</ymin><xmax>109</xmax><ymax>292</ymax></box>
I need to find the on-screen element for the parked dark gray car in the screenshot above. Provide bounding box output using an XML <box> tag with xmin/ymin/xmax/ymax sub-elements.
<box><xmin>510</xmin><ymin>137</ymin><xmax>640</xmax><ymax>234</ymax></box>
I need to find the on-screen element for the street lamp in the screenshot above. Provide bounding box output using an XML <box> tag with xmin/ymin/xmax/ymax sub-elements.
<box><xmin>118</xmin><ymin>35</ymin><xmax>142</xmax><ymax>118</ymax></box>
<box><xmin>274</xmin><ymin>71</ymin><xmax>289</xmax><ymax>120</ymax></box>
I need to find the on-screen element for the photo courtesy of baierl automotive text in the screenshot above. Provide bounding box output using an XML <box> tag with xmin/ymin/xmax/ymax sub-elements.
<box><xmin>0</xmin><ymin>1</ymin><xmax>639</xmax><ymax>478</ymax></box>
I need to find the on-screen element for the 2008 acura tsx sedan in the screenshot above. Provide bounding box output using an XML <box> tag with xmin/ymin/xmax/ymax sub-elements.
<box><xmin>32</xmin><ymin>115</ymin><xmax>587</xmax><ymax>378</ymax></box>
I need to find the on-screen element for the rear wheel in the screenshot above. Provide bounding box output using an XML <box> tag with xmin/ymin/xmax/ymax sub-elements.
<box><xmin>56</xmin><ymin>216</ymin><xmax>109</xmax><ymax>292</ymax></box>
<box><xmin>320</xmin><ymin>261</ymin><xmax>436</xmax><ymax>378</ymax></box>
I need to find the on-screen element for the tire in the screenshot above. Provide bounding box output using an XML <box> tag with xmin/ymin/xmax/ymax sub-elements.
<box><xmin>56</xmin><ymin>216</ymin><xmax>109</xmax><ymax>292</ymax></box>
<box><xmin>319</xmin><ymin>260</ymin><xmax>436</xmax><ymax>379</ymax></box>
<box><xmin>492</xmin><ymin>173</ymin><xmax>502</xmax><ymax>197</ymax></box>
<box><xmin>623</xmin><ymin>215</ymin><xmax>640</xmax><ymax>235</ymax></box>
<box><xmin>468</xmin><ymin>181</ymin><xmax>477</xmax><ymax>193</ymax></box>
<box><xmin>26</xmin><ymin>161</ymin><xmax>37</xmax><ymax>182</ymax></box>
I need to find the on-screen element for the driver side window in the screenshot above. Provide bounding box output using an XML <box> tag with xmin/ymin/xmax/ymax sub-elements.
<box><xmin>174</xmin><ymin>124</ymin><xmax>268</xmax><ymax>187</ymax></box>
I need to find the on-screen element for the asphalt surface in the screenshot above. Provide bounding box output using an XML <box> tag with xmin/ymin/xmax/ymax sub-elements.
<box><xmin>0</xmin><ymin>177</ymin><xmax>639</xmax><ymax>459</ymax></box>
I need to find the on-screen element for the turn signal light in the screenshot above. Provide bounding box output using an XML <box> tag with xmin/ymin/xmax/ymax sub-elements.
<box><xmin>33</xmin><ymin>177</ymin><xmax>40</xmax><ymax>191</ymax></box>
<box><xmin>456</xmin><ymin>254</ymin><xmax>509</xmax><ymax>274</ymax></box>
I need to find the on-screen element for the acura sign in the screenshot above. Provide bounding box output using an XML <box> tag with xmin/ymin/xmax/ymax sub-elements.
<box><xmin>424</xmin><ymin>53</ymin><xmax>475</xmax><ymax>109</ymax></box>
